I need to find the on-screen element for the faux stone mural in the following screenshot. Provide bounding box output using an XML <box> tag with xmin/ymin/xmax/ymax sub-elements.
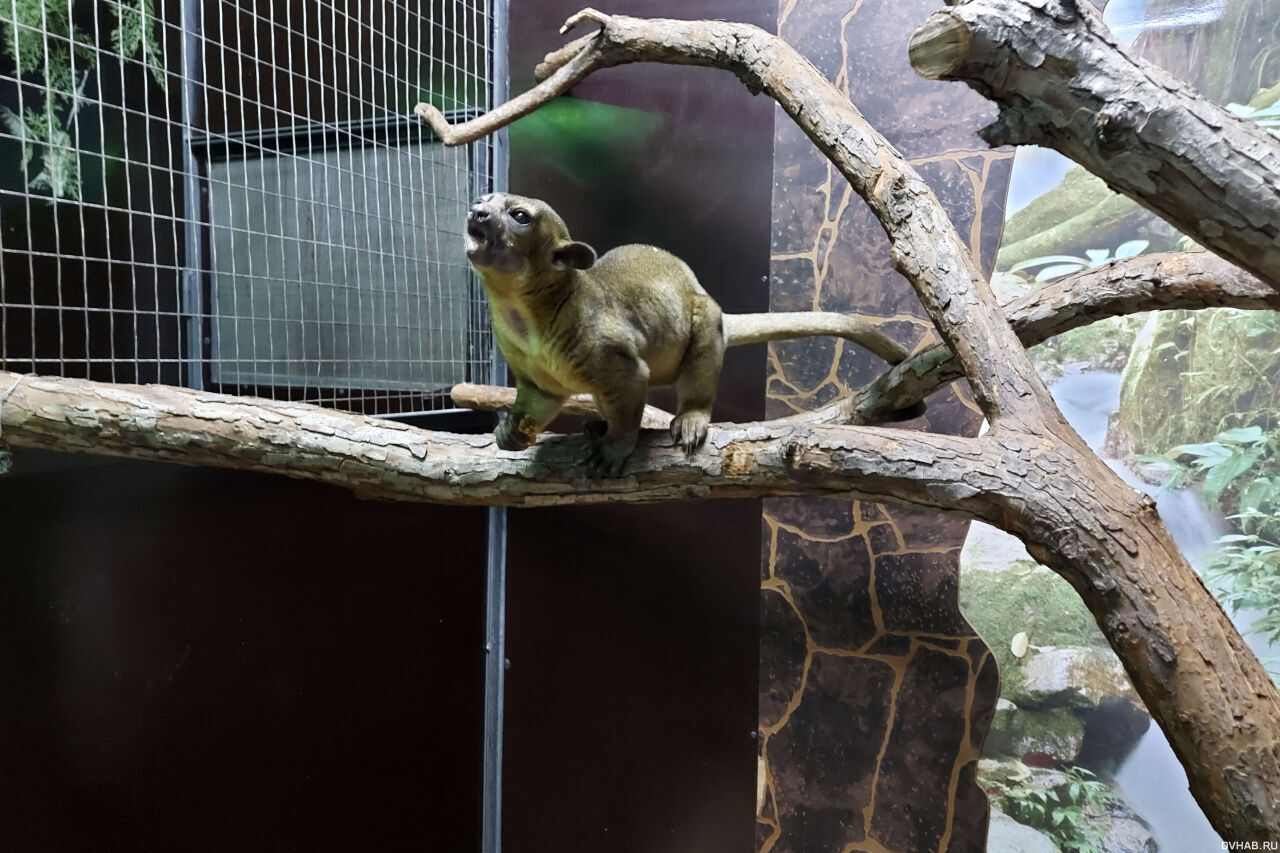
<box><xmin>758</xmin><ymin>1</ymin><xmax>1012</xmax><ymax>851</ymax></box>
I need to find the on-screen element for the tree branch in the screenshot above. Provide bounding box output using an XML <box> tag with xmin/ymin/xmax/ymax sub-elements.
<box><xmin>14</xmin><ymin>6</ymin><xmax>1276</xmax><ymax>838</ymax></box>
<box><xmin>0</xmin><ymin>369</ymin><xmax>1003</xmax><ymax>513</ymax></box>
<box><xmin>850</xmin><ymin>251</ymin><xmax>1280</xmax><ymax>422</ymax></box>
<box><xmin>419</xmin><ymin>9</ymin><xmax>1053</xmax><ymax>428</ymax></box>
<box><xmin>450</xmin><ymin>382</ymin><xmax>675</xmax><ymax>430</ymax></box>
<box><xmin>909</xmin><ymin>0</ymin><xmax>1280</xmax><ymax>290</ymax></box>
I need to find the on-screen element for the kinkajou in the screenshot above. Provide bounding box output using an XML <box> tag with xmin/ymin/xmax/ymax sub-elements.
<box><xmin>465</xmin><ymin>192</ymin><xmax>724</xmax><ymax>476</ymax></box>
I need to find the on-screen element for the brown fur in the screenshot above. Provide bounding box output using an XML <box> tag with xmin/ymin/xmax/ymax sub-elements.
<box><xmin>465</xmin><ymin>193</ymin><xmax>724</xmax><ymax>476</ymax></box>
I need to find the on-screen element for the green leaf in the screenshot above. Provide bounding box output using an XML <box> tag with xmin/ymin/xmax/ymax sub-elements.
<box><xmin>1114</xmin><ymin>239</ymin><xmax>1149</xmax><ymax>258</ymax></box>
<box><xmin>1240</xmin><ymin>478</ymin><xmax>1278</xmax><ymax>514</ymax></box>
<box><xmin>1009</xmin><ymin>255</ymin><xmax>1088</xmax><ymax>272</ymax></box>
<box><xmin>1218</xmin><ymin>425</ymin><xmax>1265</xmax><ymax>443</ymax></box>
<box><xmin>1204</xmin><ymin>446</ymin><xmax>1264</xmax><ymax>506</ymax></box>
<box><xmin>1036</xmin><ymin>263</ymin><xmax>1085</xmax><ymax>282</ymax></box>
<box><xmin>1172</xmin><ymin>442</ymin><xmax>1232</xmax><ymax>465</ymax></box>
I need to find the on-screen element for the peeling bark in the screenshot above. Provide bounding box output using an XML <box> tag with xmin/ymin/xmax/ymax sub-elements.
<box><xmin>909</xmin><ymin>0</ymin><xmax>1280</xmax><ymax>290</ymax></box>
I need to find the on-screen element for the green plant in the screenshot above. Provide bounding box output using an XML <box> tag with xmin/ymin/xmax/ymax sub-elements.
<box><xmin>1204</xmin><ymin>533</ymin><xmax>1280</xmax><ymax>646</ymax></box>
<box><xmin>1228</xmin><ymin>101</ymin><xmax>1280</xmax><ymax>138</ymax></box>
<box><xmin>1010</xmin><ymin>239</ymin><xmax>1149</xmax><ymax>282</ymax></box>
<box><xmin>1156</xmin><ymin>426</ymin><xmax>1272</xmax><ymax>507</ymax></box>
<box><xmin>0</xmin><ymin>0</ymin><xmax>165</xmax><ymax>200</ymax></box>
<box><xmin>994</xmin><ymin>768</ymin><xmax>1118</xmax><ymax>853</ymax></box>
<box><xmin>1143</xmin><ymin>420</ymin><xmax>1280</xmax><ymax>677</ymax></box>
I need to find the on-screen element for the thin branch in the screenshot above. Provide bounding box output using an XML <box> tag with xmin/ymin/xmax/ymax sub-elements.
<box><xmin>451</xmin><ymin>382</ymin><xmax>675</xmax><ymax>430</ymax></box>
<box><xmin>412</xmin><ymin>27</ymin><xmax>605</xmax><ymax>146</ymax></box>
<box><xmin>795</xmin><ymin>252</ymin><xmax>1277</xmax><ymax>424</ymax></box>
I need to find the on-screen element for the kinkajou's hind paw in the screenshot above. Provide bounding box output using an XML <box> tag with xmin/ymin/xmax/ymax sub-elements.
<box><xmin>494</xmin><ymin>416</ymin><xmax>532</xmax><ymax>452</ymax></box>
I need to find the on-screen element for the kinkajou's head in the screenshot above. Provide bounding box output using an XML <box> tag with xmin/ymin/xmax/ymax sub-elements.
<box><xmin>465</xmin><ymin>193</ymin><xmax>596</xmax><ymax>285</ymax></box>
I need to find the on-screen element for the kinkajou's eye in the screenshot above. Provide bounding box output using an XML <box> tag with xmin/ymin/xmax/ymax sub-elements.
<box><xmin>510</xmin><ymin>208</ymin><xmax>532</xmax><ymax>225</ymax></box>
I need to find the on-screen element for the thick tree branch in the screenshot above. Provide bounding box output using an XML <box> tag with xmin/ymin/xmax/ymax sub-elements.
<box><xmin>0</xmin><ymin>370</ymin><xmax>999</xmax><ymax>513</ymax></box>
<box><xmin>996</xmin><ymin>441</ymin><xmax>1280</xmax><ymax>841</ymax></box>
<box><xmin>5</xmin><ymin>354</ymin><xmax>1280</xmax><ymax>837</ymax></box>
<box><xmin>909</xmin><ymin>0</ymin><xmax>1280</xmax><ymax>290</ymax></box>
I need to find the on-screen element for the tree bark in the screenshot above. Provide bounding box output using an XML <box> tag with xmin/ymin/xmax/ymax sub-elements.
<box><xmin>996</xmin><ymin>438</ymin><xmax>1280</xmax><ymax>840</ymax></box>
<box><xmin>908</xmin><ymin>0</ymin><xmax>1280</xmax><ymax>290</ymax></box>
<box><xmin>0</xmin><ymin>369</ymin><xmax>1007</xmax><ymax>510</ymax></box>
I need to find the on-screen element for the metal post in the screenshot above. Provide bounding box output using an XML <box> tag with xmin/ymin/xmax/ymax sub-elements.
<box><xmin>481</xmin><ymin>2</ymin><xmax>510</xmax><ymax>852</ymax></box>
<box><xmin>179</xmin><ymin>0</ymin><xmax>205</xmax><ymax>390</ymax></box>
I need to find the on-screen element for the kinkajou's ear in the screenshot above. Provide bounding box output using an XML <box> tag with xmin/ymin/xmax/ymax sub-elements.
<box><xmin>551</xmin><ymin>241</ymin><xmax>596</xmax><ymax>270</ymax></box>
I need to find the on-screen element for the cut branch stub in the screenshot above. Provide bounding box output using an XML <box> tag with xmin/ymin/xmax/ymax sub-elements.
<box><xmin>909</xmin><ymin>0</ymin><xmax>1280</xmax><ymax>291</ymax></box>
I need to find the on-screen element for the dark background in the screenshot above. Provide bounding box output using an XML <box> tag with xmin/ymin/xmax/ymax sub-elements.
<box><xmin>0</xmin><ymin>455</ymin><xmax>489</xmax><ymax>848</ymax></box>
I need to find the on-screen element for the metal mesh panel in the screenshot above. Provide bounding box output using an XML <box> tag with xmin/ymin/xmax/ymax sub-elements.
<box><xmin>0</xmin><ymin>0</ymin><xmax>496</xmax><ymax>416</ymax></box>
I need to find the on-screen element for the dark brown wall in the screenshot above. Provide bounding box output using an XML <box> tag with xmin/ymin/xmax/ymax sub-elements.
<box><xmin>504</xmin><ymin>1</ymin><xmax>774</xmax><ymax>850</ymax></box>
<box><xmin>0</xmin><ymin>452</ymin><xmax>488</xmax><ymax>850</ymax></box>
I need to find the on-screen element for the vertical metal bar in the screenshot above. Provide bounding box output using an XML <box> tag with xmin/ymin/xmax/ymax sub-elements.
<box><xmin>180</xmin><ymin>0</ymin><xmax>205</xmax><ymax>390</ymax></box>
<box><xmin>490</xmin><ymin>0</ymin><xmax>510</xmax><ymax>199</ymax></box>
<box><xmin>482</xmin><ymin>4</ymin><xmax>510</xmax><ymax>852</ymax></box>
<box><xmin>481</xmin><ymin>501</ymin><xmax>508</xmax><ymax>853</ymax></box>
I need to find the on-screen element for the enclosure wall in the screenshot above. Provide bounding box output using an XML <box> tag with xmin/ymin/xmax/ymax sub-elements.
<box><xmin>0</xmin><ymin>452</ymin><xmax>489</xmax><ymax>848</ymax></box>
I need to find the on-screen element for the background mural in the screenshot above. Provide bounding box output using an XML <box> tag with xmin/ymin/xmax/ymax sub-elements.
<box><xmin>758</xmin><ymin>1</ymin><xmax>1006</xmax><ymax>850</ymax></box>
<box><xmin>965</xmin><ymin>1</ymin><xmax>1279</xmax><ymax>851</ymax></box>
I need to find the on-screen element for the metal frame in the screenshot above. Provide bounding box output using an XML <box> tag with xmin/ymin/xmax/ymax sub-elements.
<box><xmin>183</xmin><ymin>111</ymin><xmax>487</xmax><ymax>415</ymax></box>
<box><xmin>482</xmin><ymin>4</ymin><xmax>510</xmax><ymax>850</ymax></box>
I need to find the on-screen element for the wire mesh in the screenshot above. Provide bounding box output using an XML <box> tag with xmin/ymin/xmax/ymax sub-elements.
<box><xmin>0</xmin><ymin>0</ymin><xmax>496</xmax><ymax>416</ymax></box>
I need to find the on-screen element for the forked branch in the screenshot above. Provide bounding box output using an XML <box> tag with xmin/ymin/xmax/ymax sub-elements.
<box><xmin>414</xmin><ymin>9</ymin><xmax>1280</xmax><ymax>837</ymax></box>
<box><xmin>417</xmin><ymin>8</ymin><xmax>1052</xmax><ymax>429</ymax></box>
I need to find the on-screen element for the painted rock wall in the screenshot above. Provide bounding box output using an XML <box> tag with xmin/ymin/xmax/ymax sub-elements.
<box><xmin>758</xmin><ymin>2</ymin><xmax>1012</xmax><ymax>850</ymax></box>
